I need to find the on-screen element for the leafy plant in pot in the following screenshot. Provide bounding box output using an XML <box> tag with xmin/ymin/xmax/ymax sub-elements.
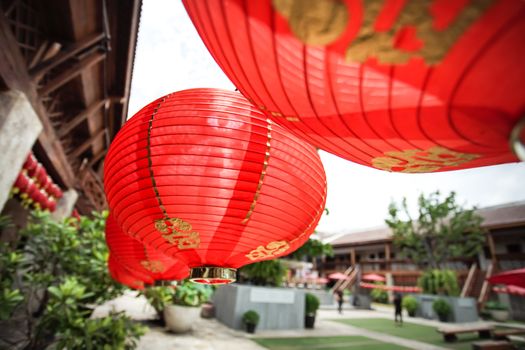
<box><xmin>402</xmin><ymin>295</ymin><xmax>418</xmax><ymax>317</ymax></box>
<box><xmin>305</xmin><ymin>293</ymin><xmax>320</xmax><ymax>329</ymax></box>
<box><xmin>141</xmin><ymin>286</ymin><xmax>175</xmax><ymax>326</ymax></box>
<box><xmin>164</xmin><ymin>281</ymin><xmax>212</xmax><ymax>333</ymax></box>
<box><xmin>485</xmin><ymin>300</ymin><xmax>509</xmax><ymax>322</ymax></box>
<box><xmin>242</xmin><ymin>310</ymin><xmax>260</xmax><ymax>334</ymax></box>
<box><xmin>432</xmin><ymin>298</ymin><xmax>452</xmax><ymax>322</ymax></box>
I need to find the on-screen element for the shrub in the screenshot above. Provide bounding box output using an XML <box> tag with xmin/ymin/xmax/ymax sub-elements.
<box><xmin>173</xmin><ymin>281</ymin><xmax>212</xmax><ymax>307</ymax></box>
<box><xmin>432</xmin><ymin>298</ymin><xmax>452</xmax><ymax>321</ymax></box>
<box><xmin>242</xmin><ymin>310</ymin><xmax>260</xmax><ymax>325</ymax></box>
<box><xmin>484</xmin><ymin>300</ymin><xmax>508</xmax><ymax>311</ymax></box>
<box><xmin>141</xmin><ymin>286</ymin><xmax>175</xmax><ymax>319</ymax></box>
<box><xmin>239</xmin><ymin>259</ymin><xmax>286</xmax><ymax>286</ymax></box>
<box><xmin>305</xmin><ymin>293</ymin><xmax>320</xmax><ymax>315</ymax></box>
<box><xmin>418</xmin><ymin>269</ymin><xmax>459</xmax><ymax>296</ymax></box>
<box><xmin>402</xmin><ymin>295</ymin><xmax>418</xmax><ymax>316</ymax></box>
<box><xmin>0</xmin><ymin>211</ymin><xmax>144</xmax><ymax>349</ymax></box>
<box><xmin>370</xmin><ymin>283</ymin><xmax>388</xmax><ymax>304</ymax></box>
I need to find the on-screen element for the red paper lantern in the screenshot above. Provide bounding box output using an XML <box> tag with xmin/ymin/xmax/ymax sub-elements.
<box><xmin>105</xmin><ymin>214</ymin><xmax>189</xmax><ymax>282</ymax></box>
<box><xmin>104</xmin><ymin>88</ymin><xmax>326</xmax><ymax>284</ymax></box>
<box><xmin>183</xmin><ymin>0</ymin><xmax>525</xmax><ymax>172</ymax></box>
<box><xmin>108</xmin><ymin>255</ymin><xmax>146</xmax><ymax>290</ymax></box>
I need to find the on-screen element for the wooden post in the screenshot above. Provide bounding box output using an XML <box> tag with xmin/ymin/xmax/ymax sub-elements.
<box><xmin>385</xmin><ymin>243</ymin><xmax>391</xmax><ymax>271</ymax></box>
<box><xmin>350</xmin><ymin>248</ymin><xmax>356</xmax><ymax>266</ymax></box>
<box><xmin>487</xmin><ymin>231</ymin><xmax>498</xmax><ymax>268</ymax></box>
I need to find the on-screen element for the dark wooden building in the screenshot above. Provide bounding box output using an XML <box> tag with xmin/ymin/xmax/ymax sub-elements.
<box><xmin>319</xmin><ymin>201</ymin><xmax>525</xmax><ymax>306</ymax></box>
<box><xmin>0</xmin><ymin>0</ymin><xmax>141</xmax><ymax>216</ymax></box>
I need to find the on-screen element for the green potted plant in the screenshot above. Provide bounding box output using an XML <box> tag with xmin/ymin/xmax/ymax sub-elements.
<box><xmin>402</xmin><ymin>295</ymin><xmax>418</xmax><ymax>317</ymax></box>
<box><xmin>485</xmin><ymin>300</ymin><xmax>509</xmax><ymax>322</ymax></box>
<box><xmin>164</xmin><ymin>281</ymin><xmax>212</xmax><ymax>333</ymax></box>
<box><xmin>432</xmin><ymin>298</ymin><xmax>451</xmax><ymax>322</ymax></box>
<box><xmin>141</xmin><ymin>285</ymin><xmax>175</xmax><ymax>325</ymax></box>
<box><xmin>242</xmin><ymin>310</ymin><xmax>260</xmax><ymax>334</ymax></box>
<box><xmin>304</xmin><ymin>293</ymin><xmax>320</xmax><ymax>329</ymax></box>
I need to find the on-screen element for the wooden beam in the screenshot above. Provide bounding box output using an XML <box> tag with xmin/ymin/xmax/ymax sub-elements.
<box><xmin>40</xmin><ymin>51</ymin><xmax>105</xmax><ymax>96</ymax></box>
<box><xmin>118</xmin><ymin>0</ymin><xmax>141</xmax><ymax>125</ymax></box>
<box><xmin>70</xmin><ymin>128</ymin><xmax>106</xmax><ymax>159</ymax></box>
<box><xmin>487</xmin><ymin>232</ymin><xmax>497</xmax><ymax>266</ymax></box>
<box><xmin>30</xmin><ymin>33</ymin><xmax>105</xmax><ymax>82</ymax></box>
<box><xmin>0</xmin><ymin>10</ymin><xmax>75</xmax><ymax>187</ymax></box>
<box><xmin>58</xmin><ymin>99</ymin><xmax>108</xmax><ymax>137</ymax></box>
<box><xmin>85</xmin><ymin>149</ymin><xmax>107</xmax><ymax>170</ymax></box>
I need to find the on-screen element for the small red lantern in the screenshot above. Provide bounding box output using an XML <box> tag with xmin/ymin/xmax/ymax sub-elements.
<box><xmin>104</xmin><ymin>89</ymin><xmax>326</xmax><ymax>284</ymax></box>
<box><xmin>105</xmin><ymin>214</ymin><xmax>189</xmax><ymax>282</ymax></box>
<box><xmin>183</xmin><ymin>0</ymin><xmax>525</xmax><ymax>172</ymax></box>
<box><xmin>108</xmin><ymin>255</ymin><xmax>146</xmax><ymax>290</ymax></box>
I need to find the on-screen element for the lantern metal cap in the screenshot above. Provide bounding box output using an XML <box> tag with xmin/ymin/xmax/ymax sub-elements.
<box><xmin>189</xmin><ymin>267</ymin><xmax>236</xmax><ymax>285</ymax></box>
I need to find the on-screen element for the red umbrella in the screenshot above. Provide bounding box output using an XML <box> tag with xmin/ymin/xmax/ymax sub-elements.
<box><xmin>328</xmin><ymin>272</ymin><xmax>350</xmax><ymax>280</ymax></box>
<box><xmin>488</xmin><ymin>268</ymin><xmax>525</xmax><ymax>288</ymax></box>
<box><xmin>493</xmin><ymin>285</ymin><xmax>525</xmax><ymax>297</ymax></box>
<box><xmin>316</xmin><ymin>277</ymin><xmax>329</xmax><ymax>284</ymax></box>
<box><xmin>362</xmin><ymin>273</ymin><xmax>386</xmax><ymax>282</ymax></box>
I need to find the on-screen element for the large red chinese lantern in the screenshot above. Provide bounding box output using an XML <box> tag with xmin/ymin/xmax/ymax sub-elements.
<box><xmin>104</xmin><ymin>88</ymin><xmax>326</xmax><ymax>284</ymax></box>
<box><xmin>108</xmin><ymin>255</ymin><xmax>146</xmax><ymax>290</ymax></box>
<box><xmin>105</xmin><ymin>214</ymin><xmax>189</xmax><ymax>282</ymax></box>
<box><xmin>183</xmin><ymin>0</ymin><xmax>525</xmax><ymax>172</ymax></box>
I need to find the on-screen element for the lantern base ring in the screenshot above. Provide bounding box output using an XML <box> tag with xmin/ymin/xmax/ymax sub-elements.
<box><xmin>189</xmin><ymin>267</ymin><xmax>236</xmax><ymax>285</ymax></box>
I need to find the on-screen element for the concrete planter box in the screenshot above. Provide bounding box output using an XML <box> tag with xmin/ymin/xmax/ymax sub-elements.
<box><xmin>415</xmin><ymin>294</ymin><xmax>479</xmax><ymax>323</ymax></box>
<box><xmin>213</xmin><ymin>284</ymin><xmax>305</xmax><ymax>331</ymax></box>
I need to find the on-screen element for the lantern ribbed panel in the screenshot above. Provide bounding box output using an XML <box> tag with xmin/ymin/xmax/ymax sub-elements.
<box><xmin>182</xmin><ymin>0</ymin><xmax>525</xmax><ymax>173</ymax></box>
<box><xmin>104</xmin><ymin>89</ymin><xmax>326</xmax><ymax>275</ymax></box>
<box><xmin>105</xmin><ymin>215</ymin><xmax>190</xmax><ymax>282</ymax></box>
<box><xmin>108</xmin><ymin>255</ymin><xmax>146</xmax><ymax>290</ymax></box>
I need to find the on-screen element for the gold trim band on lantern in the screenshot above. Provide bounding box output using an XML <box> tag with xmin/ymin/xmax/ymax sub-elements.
<box><xmin>510</xmin><ymin>117</ymin><xmax>525</xmax><ymax>161</ymax></box>
<box><xmin>189</xmin><ymin>267</ymin><xmax>237</xmax><ymax>284</ymax></box>
<box><xmin>242</xmin><ymin>119</ymin><xmax>272</xmax><ymax>224</ymax></box>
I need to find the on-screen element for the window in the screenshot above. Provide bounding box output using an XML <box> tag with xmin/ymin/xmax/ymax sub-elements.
<box><xmin>506</xmin><ymin>244</ymin><xmax>523</xmax><ymax>254</ymax></box>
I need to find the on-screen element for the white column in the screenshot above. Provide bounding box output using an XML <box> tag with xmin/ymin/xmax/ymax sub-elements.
<box><xmin>0</xmin><ymin>91</ymin><xmax>42</xmax><ymax>211</ymax></box>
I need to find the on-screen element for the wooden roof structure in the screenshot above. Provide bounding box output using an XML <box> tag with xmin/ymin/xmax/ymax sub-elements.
<box><xmin>0</xmin><ymin>0</ymin><xmax>141</xmax><ymax>213</ymax></box>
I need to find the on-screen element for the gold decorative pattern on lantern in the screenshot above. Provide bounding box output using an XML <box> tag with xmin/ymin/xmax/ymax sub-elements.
<box><xmin>372</xmin><ymin>146</ymin><xmax>479</xmax><ymax>173</ymax></box>
<box><xmin>155</xmin><ymin>217</ymin><xmax>200</xmax><ymax>249</ymax></box>
<box><xmin>272</xmin><ymin>0</ymin><xmax>348</xmax><ymax>46</ymax></box>
<box><xmin>345</xmin><ymin>0</ymin><xmax>493</xmax><ymax>65</ymax></box>
<box><xmin>145</xmin><ymin>94</ymin><xmax>201</xmax><ymax>250</ymax></box>
<box><xmin>246</xmin><ymin>240</ymin><xmax>290</xmax><ymax>261</ymax></box>
<box><xmin>140</xmin><ymin>260</ymin><xmax>165</xmax><ymax>273</ymax></box>
<box><xmin>242</xmin><ymin>119</ymin><xmax>273</xmax><ymax>224</ymax></box>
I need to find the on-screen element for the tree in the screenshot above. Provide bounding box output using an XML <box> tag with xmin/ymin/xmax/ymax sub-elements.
<box><xmin>385</xmin><ymin>191</ymin><xmax>485</xmax><ymax>269</ymax></box>
<box><xmin>286</xmin><ymin>238</ymin><xmax>334</xmax><ymax>261</ymax></box>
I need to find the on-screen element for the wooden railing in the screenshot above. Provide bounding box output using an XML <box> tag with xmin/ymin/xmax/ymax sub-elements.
<box><xmin>461</xmin><ymin>263</ymin><xmax>477</xmax><ymax>297</ymax></box>
<box><xmin>478</xmin><ymin>262</ymin><xmax>494</xmax><ymax>308</ymax></box>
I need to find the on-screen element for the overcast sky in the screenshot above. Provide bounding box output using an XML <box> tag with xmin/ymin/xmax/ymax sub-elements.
<box><xmin>129</xmin><ymin>0</ymin><xmax>525</xmax><ymax>235</ymax></box>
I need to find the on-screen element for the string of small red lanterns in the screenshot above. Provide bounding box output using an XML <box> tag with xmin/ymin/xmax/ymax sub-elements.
<box><xmin>11</xmin><ymin>153</ymin><xmax>63</xmax><ymax>211</ymax></box>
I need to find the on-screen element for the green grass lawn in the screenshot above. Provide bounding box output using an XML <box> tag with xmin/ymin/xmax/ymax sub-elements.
<box><xmin>253</xmin><ymin>335</ymin><xmax>409</xmax><ymax>350</ymax></box>
<box><xmin>333</xmin><ymin>318</ymin><xmax>480</xmax><ymax>350</ymax></box>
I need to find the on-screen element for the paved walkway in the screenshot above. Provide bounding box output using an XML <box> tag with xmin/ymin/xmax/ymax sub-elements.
<box><xmin>94</xmin><ymin>293</ymin><xmax>489</xmax><ymax>350</ymax></box>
